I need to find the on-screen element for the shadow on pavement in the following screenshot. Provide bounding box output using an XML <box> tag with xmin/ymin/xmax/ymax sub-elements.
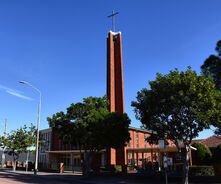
<box><xmin>0</xmin><ymin>169</ymin><xmax>164</xmax><ymax>184</ymax></box>
<box><xmin>0</xmin><ymin>170</ymin><xmax>86</xmax><ymax>184</ymax></box>
<box><xmin>2</xmin><ymin>169</ymin><xmax>219</xmax><ymax>184</ymax></box>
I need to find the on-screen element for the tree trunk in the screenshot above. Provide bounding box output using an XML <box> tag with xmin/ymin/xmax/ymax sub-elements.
<box><xmin>182</xmin><ymin>144</ymin><xmax>190</xmax><ymax>184</ymax></box>
<box><xmin>150</xmin><ymin>145</ymin><xmax>153</xmax><ymax>162</ymax></box>
<box><xmin>12</xmin><ymin>158</ymin><xmax>16</xmax><ymax>172</ymax></box>
<box><xmin>2</xmin><ymin>149</ymin><xmax>5</xmax><ymax>168</ymax></box>
<box><xmin>26</xmin><ymin>151</ymin><xmax>29</xmax><ymax>172</ymax></box>
<box><xmin>83</xmin><ymin>151</ymin><xmax>94</xmax><ymax>176</ymax></box>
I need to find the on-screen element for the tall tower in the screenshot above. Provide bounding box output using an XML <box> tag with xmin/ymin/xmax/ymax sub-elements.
<box><xmin>106</xmin><ymin>31</ymin><xmax>125</xmax><ymax>166</ymax></box>
<box><xmin>107</xmin><ymin>31</ymin><xmax>124</xmax><ymax>114</ymax></box>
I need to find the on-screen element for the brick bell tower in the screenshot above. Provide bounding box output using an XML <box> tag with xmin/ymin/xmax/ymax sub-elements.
<box><xmin>106</xmin><ymin>12</ymin><xmax>125</xmax><ymax>166</ymax></box>
<box><xmin>107</xmin><ymin>31</ymin><xmax>124</xmax><ymax>114</ymax></box>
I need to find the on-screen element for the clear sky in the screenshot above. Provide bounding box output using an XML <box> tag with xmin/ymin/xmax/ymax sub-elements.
<box><xmin>0</xmin><ymin>0</ymin><xmax>220</xmax><ymax>139</ymax></box>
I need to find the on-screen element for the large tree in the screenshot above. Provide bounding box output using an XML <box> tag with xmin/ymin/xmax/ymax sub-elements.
<box><xmin>201</xmin><ymin>40</ymin><xmax>221</xmax><ymax>89</ymax></box>
<box><xmin>0</xmin><ymin>134</ymin><xmax>9</xmax><ymax>168</ymax></box>
<box><xmin>132</xmin><ymin>68</ymin><xmax>221</xmax><ymax>184</ymax></box>
<box><xmin>47</xmin><ymin>96</ymin><xmax>130</xmax><ymax>175</ymax></box>
<box><xmin>5</xmin><ymin>124</ymin><xmax>36</xmax><ymax>171</ymax></box>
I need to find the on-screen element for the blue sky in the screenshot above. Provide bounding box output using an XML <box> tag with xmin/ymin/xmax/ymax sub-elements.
<box><xmin>0</xmin><ymin>0</ymin><xmax>220</xmax><ymax>139</ymax></box>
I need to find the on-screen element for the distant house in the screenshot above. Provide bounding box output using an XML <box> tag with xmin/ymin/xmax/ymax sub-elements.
<box><xmin>190</xmin><ymin>135</ymin><xmax>221</xmax><ymax>166</ymax></box>
<box><xmin>192</xmin><ymin>135</ymin><xmax>221</xmax><ymax>153</ymax></box>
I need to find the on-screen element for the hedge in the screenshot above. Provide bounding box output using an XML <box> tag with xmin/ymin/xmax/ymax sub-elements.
<box><xmin>189</xmin><ymin>166</ymin><xmax>214</xmax><ymax>176</ymax></box>
<box><xmin>192</xmin><ymin>142</ymin><xmax>212</xmax><ymax>165</ymax></box>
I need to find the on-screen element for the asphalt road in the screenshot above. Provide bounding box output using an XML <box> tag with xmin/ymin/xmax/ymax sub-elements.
<box><xmin>0</xmin><ymin>170</ymin><xmax>160</xmax><ymax>184</ymax></box>
<box><xmin>0</xmin><ymin>170</ymin><xmax>220</xmax><ymax>184</ymax></box>
<box><xmin>0</xmin><ymin>170</ymin><xmax>87</xmax><ymax>184</ymax></box>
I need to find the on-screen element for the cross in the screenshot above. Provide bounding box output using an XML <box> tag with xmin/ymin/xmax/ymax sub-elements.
<box><xmin>107</xmin><ymin>10</ymin><xmax>119</xmax><ymax>32</ymax></box>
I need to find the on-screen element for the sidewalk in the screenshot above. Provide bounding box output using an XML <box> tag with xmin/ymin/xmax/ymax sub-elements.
<box><xmin>6</xmin><ymin>169</ymin><xmax>83</xmax><ymax>176</ymax></box>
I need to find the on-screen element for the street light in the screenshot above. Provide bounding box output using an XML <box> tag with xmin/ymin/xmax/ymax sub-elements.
<box><xmin>19</xmin><ymin>80</ymin><xmax>41</xmax><ymax>175</ymax></box>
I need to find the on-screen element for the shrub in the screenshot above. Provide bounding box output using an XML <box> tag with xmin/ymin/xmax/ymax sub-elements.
<box><xmin>213</xmin><ymin>144</ymin><xmax>221</xmax><ymax>164</ymax></box>
<box><xmin>192</xmin><ymin>142</ymin><xmax>212</xmax><ymax>165</ymax></box>
<box><xmin>189</xmin><ymin>166</ymin><xmax>214</xmax><ymax>176</ymax></box>
<box><xmin>115</xmin><ymin>165</ymin><xmax>122</xmax><ymax>173</ymax></box>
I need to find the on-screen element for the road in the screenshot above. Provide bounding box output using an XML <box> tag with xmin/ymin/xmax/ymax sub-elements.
<box><xmin>0</xmin><ymin>170</ymin><xmax>220</xmax><ymax>184</ymax></box>
<box><xmin>0</xmin><ymin>170</ymin><xmax>160</xmax><ymax>184</ymax></box>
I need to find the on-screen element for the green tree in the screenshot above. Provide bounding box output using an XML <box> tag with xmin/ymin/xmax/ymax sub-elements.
<box><xmin>6</xmin><ymin>124</ymin><xmax>36</xmax><ymax>171</ymax></box>
<box><xmin>132</xmin><ymin>68</ymin><xmax>221</xmax><ymax>184</ymax></box>
<box><xmin>213</xmin><ymin>144</ymin><xmax>221</xmax><ymax>176</ymax></box>
<box><xmin>47</xmin><ymin>96</ymin><xmax>130</xmax><ymax>175</ymax></box>
<box><xmin>0</xmin><ymin>134</ymin><xmax>9</xmax><ymax>168</ymax></box>
<box><xmin>201</xmin><ymin>40</ymin><xmax>221</xmax><ymax>89</ymax></box>
<box><xmin>0</xmin><ymin>135</ymin><xmax>9</xmax><ymax>150</ymax></box>
<box><xmin>191</xmin><ymin>142</ymin><xmax>212</xmax><ymax>165</ymax></box>
<box><xmin>213</xmin><ymin>144</ymin><xmax>221</xmax><ymax>163</ymax></box>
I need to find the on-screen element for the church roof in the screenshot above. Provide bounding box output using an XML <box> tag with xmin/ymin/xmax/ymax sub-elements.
<box><xmin>129</xmin><ymin>126</ymin><xmax>152</xmax><ymax>134</ymax></box>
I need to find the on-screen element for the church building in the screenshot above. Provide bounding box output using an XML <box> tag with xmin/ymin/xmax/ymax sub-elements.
<box><xmin>39</xmin><ymin>26</ymin><xmax>178</xmax><ymax>172</ymax></box>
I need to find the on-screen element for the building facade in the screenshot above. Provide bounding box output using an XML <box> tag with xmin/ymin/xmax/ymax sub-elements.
<box><xmin>39</xmin><ymin>31</ymin><xmax>178</xmax><ymax>172</ymax></box>
<box><xmin>39</xmin><ymin>127</ymin><xmax>168</xmax><ymax>171</ymax></box>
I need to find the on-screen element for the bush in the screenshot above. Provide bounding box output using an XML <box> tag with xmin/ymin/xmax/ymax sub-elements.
<box><xmin>115</xmin><ymin>165</ymin><xmax>122</xmax><ymax>173</ymax></box>
<box><xmin>189</xmin><ymin>166</ymin><xmax>214</xmax><ymax>176</ymax></box>
<box><xmin>192</xmin><ymin>142</ymin><xmax>212</xmax><ymax>165</ymax></box>
<box><xmin>213</xmin><ymin>144</ymin><xmax>221</xmax><ymax>176</ymax></box>
<box><xmin>213</xmin><ymin>144</ymin><xmax>221</xmax><ymax>163</ymax></box>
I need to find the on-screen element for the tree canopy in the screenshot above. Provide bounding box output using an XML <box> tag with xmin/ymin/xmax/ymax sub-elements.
<box><xmin>191</xmin><ymin>142</ymin><xmax>212</xmax><ymax>165</ymax></box>
<box><xmin>132</xmin><ymin>68</ymin><xmax>221</xmax><ymax>145</ymax></box>
<box><xmin>48</xmin><ymin>96</ymin><xmax>130</xmax><ymax>150</ymax></box>
<box><xmin>0</xmin><ymin>135</ymin><xmax>9</xmax><ymax>150</ymax></box>
<box><xmin>1</xmin><ymin>124</ymin><xmax>36</xmax><ymax>171</ymax></box>
<box><xmin>47</xmin><ymin>96</ymin><xmax>131</xmax><ymax>174</ymax></box>
<box><xmin>201</xmin><ymin>40</ymin><xmax>221</xmax><ymax>89</ymax></box>
<box><xmin>213</xmin><ymin>144</ymin><xmax>221</xmax><ymax>163</ymax></box>
<box><xmin>132</xmin><ymin>68</ymin><xmax>221</xmax><ymax>184</ymax></box>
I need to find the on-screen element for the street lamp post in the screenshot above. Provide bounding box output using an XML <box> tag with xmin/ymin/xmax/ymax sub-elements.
<box><xmin>19</xmin><ymin>81</ymin><xmax>41</xmax><ymax>175</ymax></box>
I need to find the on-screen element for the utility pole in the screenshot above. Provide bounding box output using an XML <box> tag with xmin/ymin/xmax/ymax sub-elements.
<box><xmin>1</xmin><ymin>119</ymin><xmax>7</xmax><ymax>168</ymax></box>
<box><xmin>4</xmin><ymin>119</ymin><xmax>7</xmax><ymax>135</ymax></box>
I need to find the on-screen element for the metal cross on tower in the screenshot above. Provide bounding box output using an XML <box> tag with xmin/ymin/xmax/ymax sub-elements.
<box><xmin>107</xmin><ymin>10</ymin><xmax>119</xmax><ymax>32</ymax></box>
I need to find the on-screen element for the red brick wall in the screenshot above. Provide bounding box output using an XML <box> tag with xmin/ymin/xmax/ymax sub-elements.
<box><xmin>125</xmin><ymin>129</ymin><xmax>160</xmax><ymax>163</ymax></box>
<box><xmin>107</xmin><ymin>32</ymin><xmax>124</xmax><ymax>114</ymax></box>
<box><xmin>107</xmin><ymin>32</ymin><xmax>125</xmax><ymax>166</ymax></box>
<box><xmin>51</xmin><ymin>128</ymin><xmax>77</xmax><ymax>151</ymax></box>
